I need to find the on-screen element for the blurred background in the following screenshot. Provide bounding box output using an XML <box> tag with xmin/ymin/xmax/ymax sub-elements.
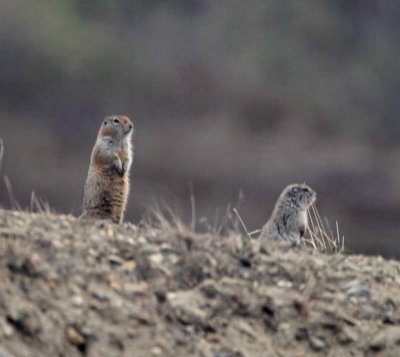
<box><xmin>0</xmin><ymin>0</ymin><xmax>399</xmax><ymax>257</ymax></box>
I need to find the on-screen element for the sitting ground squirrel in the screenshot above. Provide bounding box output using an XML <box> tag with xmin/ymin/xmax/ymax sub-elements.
<box><xmin>81</xmin><ymin>115</ymin><xmax>134</xmax><ymax>223</ymax></box>
<box><xmin>259</xmin><ymin>183</ymin><xmax>316</xmax><ymax>244</ymax></box>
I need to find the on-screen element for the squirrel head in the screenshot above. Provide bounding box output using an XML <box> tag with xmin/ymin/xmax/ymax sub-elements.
<box><xmin>283</xmin><ymin>183</ymin><xmax>316</xmax><ymax>208</ymax></box>
<box><xmin>99</xmin><ymin>115</ymin><xmax>134</xmax><ymax>140</ymax></box>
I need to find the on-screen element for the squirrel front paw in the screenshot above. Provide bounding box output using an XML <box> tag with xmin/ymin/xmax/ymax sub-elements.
<box><xmin>111</xmin><ymin>158</ymin><xmax>125</xmax><ymax>176</ymax></box>
<box><xmin>114</xmin><ymin>165</ymin><xmax>125</xmax><ymax>176</ymax></box>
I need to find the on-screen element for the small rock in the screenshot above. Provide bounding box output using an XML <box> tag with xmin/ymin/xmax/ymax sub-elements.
<box><xmin>277</xmin><ymin>323</ymin><xmax>294</xmax><ymax>346</ymax></box>
<box><xmin>167</xmin><ymin>291</ymin><xmax>207</xmax><ymax>325</ymax></box>
<box><xmin>126</xmin><ymin>303</ymin><xmax>153</xmax><ymax>324</ymax></box>
<box><xmin>338</xmin><ymin>325</ymin><xmax>358</xmax><ymax>344</ymax></box>
<box><xmin>108</xmin><ymin>254</ymin><xmax>125</xmax><ymax>265</ymax></box>
<box><xmin>205</xmin><ymin>333</ymin><xmax>220</xmax><ymax>343</ymax></box>
<box><xmin>369</xmin><ymin>332</ymin><xmax>386</xmax><ymax>350</ymax></box>
<box><xmin>359</xmin><ymin>304</ymin><xmax>376</xmax><ymax>319</ymax></box>
<box><xmin>342</xmin><ymin>280</ymin><xmax>370</xmax><ymax>297</ymax></box>
<box><xmin>149</xmin><ymin>253</ymin><xmax>163</xmax><ymax>265</ymax></box>
<box><xmin>3</xmin><ymin>324</ymin><xmax>14</xmax><ymax>338</ymax></box>
<box><xmin>71</xmin><ymin>295</ymin><xmax>84</xmax><ymax>307</ymax></box>
<box><xmin>277</xmin><ymin>280</ymin><xmax>293</xmax><ymax>288</ymax></box>
<box><xmin>88</xmin><ymin>248</ymin><xmax>97</xmax><ymax>257</ymax></box>
<box><xmin>89</xmin><ymin>284</ymin><xmax>110</xmax><ymax>302</ymax></box>
<box><xmin>7</xmin><ymin>303</ymin><xmax>41</xmax><ymax>337</ymax></box>
<box><xmin>309</xmin><ymin>336</ymin><xmax>326</xmax><ymax>350</ymax></box>
<box><xmin>0</xmin><ymin>318</ymin><xmax>14</xmax><ymax>339</ymax></box>
<box><xmin>7</xmin><ymin>253</ymin><xmax>41</xmax><ymax>277</ymax></box>
<box><xmin>119</xmin><ymin>260</ymin><xmax>136</xmax><ymax>273</ymax></box>
<box><xmin>107</xmin><ymin>227</ymin><xmax>114</xmax><ymax>238</ymax></box>
<box><xmin>212</xmin><ymin>348</ymin><xmax>243</xmax><ymax>357</ymax></box>
<box><xmin>150</xmin><ymin>346</ymin><xmax>162</xmax><ymax>355</ymax></box>
<box><xmin>124</xmin><ymin>282</ymin><xmax>148</xmax><ymax>296</ymax></box>
<box><xmin>67</xmin><ymin>326</ymin><xmax>86</xmax><ymax>347</ymax></box>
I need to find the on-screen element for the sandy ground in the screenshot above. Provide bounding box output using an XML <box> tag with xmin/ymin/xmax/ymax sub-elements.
<box><xmin>0</xmin><ymin>209</ymin><xmax>400</xmax><ymax>356</ymax></box>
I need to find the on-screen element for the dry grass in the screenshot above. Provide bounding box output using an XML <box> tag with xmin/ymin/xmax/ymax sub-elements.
<box><xmin>144</xmin><ymin>200</ymin><xmax>194</xmax><ymax>237</ymax></box>
<box><xmin>2</xmin><ymin>175</ymin><xmax>52</xmax><ymax>213</ymax></box>
<box><xmin>143</xmin><ymin>195</ymin><xmax>345</xmax><ymax>256</ymax></box>
<box><xmin>233</xmin><ymin>203</ymin><xmax>345</xmax><ymax>255</ymax></box>
<box><xmin>303</xmin><ymin>203</ymin><xmax>345</xmax><ymax>253</ymax></box>
<box><xmin>29</xmin><ymin>191</ymin><xmax>52</xmax><ymax>213</ymax></box>
<box><xmin>0</xmin><ymin>139</ymin><xmax>51</xmax><ymax>213</ymax></box>
<box><xmin>3</xmin><ymin>175</ymin><xmax>22</xmax><ymax>210</ymax></box>
<box><xmin>232</xmin><ymin>208</ymin><xmax>260</xmax><ymax>256</ymax></box>
<box><xmin>142</xmin><ymin>198</ymin><xmax>256</xmax><ymax>263</ymax></box>
<box><xmin>0</xmin><ymin>139</ymin><xmax>3</xmax><ymax>174</ymax></box>
<box><xmin>144</xmin><ymin>191</ymin><xmax>248</xmax><ymax>236</ymax></box>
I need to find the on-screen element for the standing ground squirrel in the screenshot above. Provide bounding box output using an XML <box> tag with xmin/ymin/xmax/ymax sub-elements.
<box><xmin>81</xmin><ymin>115</ymin><xmax>134</xmax><ymax>223</ymax></box>
<box><xmin>259</xmin><ymin>183</ymin><xmax>316</xmax><ymax>244</ymax></box>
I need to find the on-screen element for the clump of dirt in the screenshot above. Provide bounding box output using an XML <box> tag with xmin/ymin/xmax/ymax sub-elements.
<box><xmin>0</xmin><ymin>209</ymin><xmax>400</xmax><ymax>356</ymax></box>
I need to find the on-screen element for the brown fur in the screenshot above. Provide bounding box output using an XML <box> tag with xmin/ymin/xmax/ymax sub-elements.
<box><xmin>118</xmin><ymin>148</ymin><xmax>128</xmax><ymax>164</ymax></box>
<box><xmin>81</xmin><ymin>116</ymin><xmax>133</xmax><ymax>223</ymax></box>
<box><xmin>92</xmin><ymin>147</ymin><xmax>106</xmax><ymax>171</ymax></box>
<box><xmin>99</xmin><ymin>127</ymin><xmax>119</xmax><ymax>139</ymax></box>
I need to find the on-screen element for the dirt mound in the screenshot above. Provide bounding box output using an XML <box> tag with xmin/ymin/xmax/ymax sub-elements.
<box><xmin>0</xmin><ymin>209</ymin><xmax>400</xmax><ymax>356</ymax></box>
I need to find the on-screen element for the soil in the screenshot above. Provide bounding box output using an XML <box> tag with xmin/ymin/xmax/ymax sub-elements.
<box><xmin>0</xmin><ymin>209</ymin><xmax>400</xmax><ymax>357</ymax></box>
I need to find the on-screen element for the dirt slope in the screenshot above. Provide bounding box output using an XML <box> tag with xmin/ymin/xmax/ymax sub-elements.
<box><xmin>0</xmin><ymin>209</ymin><xmax>400</xmax><ymax>357</ymax></box>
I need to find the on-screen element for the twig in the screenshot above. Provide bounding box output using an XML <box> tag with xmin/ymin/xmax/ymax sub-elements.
<box><xmin>4</xmin><ymin>175</ymin><xmax>22</xmax><ymax>210</ymax></box>
<box><xmin>233</xmin><ymin>208</ymin><xmax>251</xmax><ymax>238</ymax></box>
<box><xmin>0</xmin><ymin>139</ymin><xmax>3</xmax><ymax>174</ymax></box>
<box><xmin>189</xmin><ymin>182</ymin><xmax>196</xmax><ymax>232</ymax></box>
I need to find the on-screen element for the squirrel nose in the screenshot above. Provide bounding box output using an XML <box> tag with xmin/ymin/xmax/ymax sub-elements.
<box><xmin>128</xmin><ymin>124</ymin><xmax>133</xmax><ymax>130</ymax></box>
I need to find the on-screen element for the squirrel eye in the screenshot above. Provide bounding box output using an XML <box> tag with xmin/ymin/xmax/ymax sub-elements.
<box><xmin>113</xmin><ymin>119</ymin><xmax>119</xmax><ymax>124</ymax></box>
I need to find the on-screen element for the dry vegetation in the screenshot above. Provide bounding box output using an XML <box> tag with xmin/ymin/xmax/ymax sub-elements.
<box><xmin>0</xmin><ymin>139</ymin><xmax>3</xmax><ymax>174</ymax></box>
<box><xmin>305</xmin><ymin>204</ymin><xmax>345</xmax><ymax>254</ymax></box>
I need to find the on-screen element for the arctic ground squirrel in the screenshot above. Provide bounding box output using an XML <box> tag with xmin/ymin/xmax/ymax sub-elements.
<box><xmin>81</xmin><ymin>115</ymin><xmax>134</xmax><ymax>223</ymax></box>
<box><xmin>259</xmin><ymin>183</ymin><xmax>316</xmax><ymax>244</ymax></box>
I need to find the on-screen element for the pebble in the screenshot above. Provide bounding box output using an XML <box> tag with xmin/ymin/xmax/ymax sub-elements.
<box><xmin>369</xmin><ymin>332</ymin><xmax>386</xmax><ymax>350</ymax></box>
<box><xmin>107</xmin><ymin>227</ymin><xmax>114</xmax><ymax>238</ymax></box>
<box><xmin>71</xmin><ymin>295</ymin><xmax>84</xmax><ymax>307</ymax></box>
<box><xmin>150</xmin><ymin>346</ymin><xmax>162</xmax><ymax>355</ymax></box>
<box><xmin>338</xmin><ymin>325</ymin><xmax>358</xmax><ymax>344</ymax></box>
<box><xmin>277</xmin><ymin>280</ymin><xmax>293</xmax><ymax>288</ymax></box>
<box><xmin>309</xmin><ymin>336</ymin><xmax>326</xmax><ymax>350</ymax></box>
<box><xmin>67</xmin><ymin>326</ymin><xmax>86</xmax><ymax>346</ymax></box>
<box><xmin>149</xmin><ymin>254</ymin><xmax>164</xmax><ymax>265</ymax></box>
<box><xmin>124</xmin><ymin>282</ymin><xmax>148</xmax><ymax>296</ymax></box>
<box><xmin>7</xmin><ymin>303</ymin><xmax>41</xmax><ymax>337</ymax></box>
<box><xmin>2</xmin><ymin>324</ymin><xmax>14</xmax><ymax>338</ymax></box>
<box><xmin>342</xmin><ymin>280</ymin><xmax>370</xmax><ymax>297</ymax></box>
<box><xmin>167</xmin><ymin>291</ymin><xmax>207</xmax><ymax>325</ymax></box>
<box><xmin>89</xmin><ymin>285</ymin><xmax>110</xmax><ymax>302</ymax></box>
<box><xmin>108</xmin><ymin>254</ymin><xmax>125</xmax><ymax>265</ymax></box>
<box><xmin>118</xmin><ymin>260</ymin><xmax>136</xmax><ymax>273</ymax></box>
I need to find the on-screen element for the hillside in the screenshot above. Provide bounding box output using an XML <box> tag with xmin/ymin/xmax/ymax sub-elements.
<box><xmin>0</xmin><ymin>209</ymin><xmax>400</xmax><ymax>357</ymax></box>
